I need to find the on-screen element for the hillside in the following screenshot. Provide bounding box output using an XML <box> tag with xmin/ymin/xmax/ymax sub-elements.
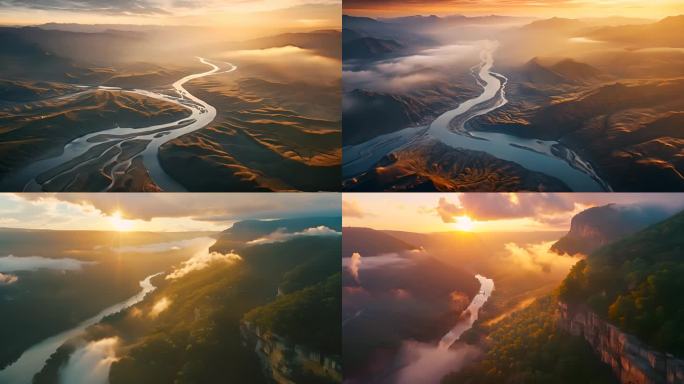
<box><xmin>518</xmin><ymin>57</ymin><xmax>602</xmax><ymax>85</ymax></box>
<box><xmin>343</xmin><ymin>36</ymin><xmax>403</xmax><ymax>59</ymax></box>
<box><xmin>443</xmin><ymin>296</ymin><xmax>618</xmax><ymax>384</ymax></box>
<box><xmin>559</xmin><ymin>209</ymin><xmax>684</xmax><ymax>355</ymax></box>
<box><xmin>341</xmin><ymin>227</ymin><xmax>417</xmax><ymax>257</ymax></box>
<box><xmin>588</xmin><ymin>15</ymin><xmax>684</xmax><ymax>47</ymax></box>
<box><xmin>242</xmin><ymin>30</ymin><xmax>341</xmax><ymax>59</ymax></box>
<box><xmin>32</xmin><ymin>218</ymin><xmax>342</xmax><ymax>384</ymax></box>
<box><xmin>551</xmin><ymin>204</ymin><xmax>673</xmax><ymax>255</ymax></box>
<box><xmin>211</xmin><ymin>217</ymin><xmax>341</xmax><ymax>253</ymax></box>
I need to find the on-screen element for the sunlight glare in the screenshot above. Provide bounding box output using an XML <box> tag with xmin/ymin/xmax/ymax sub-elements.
<box><xmin>111</xmin><ymin>210</ymin><xmax>134</xmax><ymax>232</ymax></box>
<box><xmin>454</xmin><ymin>215</ymin><xmax>475</xmax><ymax>232</ymax></box>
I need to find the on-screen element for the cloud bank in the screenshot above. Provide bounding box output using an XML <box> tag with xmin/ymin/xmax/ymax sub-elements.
<box><xmin>0</xmin><ymin>272</ymin><xmax>18</xmax><ymax>285</ymax></box>
<box><xmin>0</xmin><ymin>255</ymin><xmax>95</xmax><ymax>272</ymax></box>
<box><xmin>247</xmin><ymin>226</ymin><xmax>341</xmax><ymax>246</ymax></box>
<box><xmin>59</xmin><ymin>337</ymin><xmax>120</xmax><ymax>384</ymax></box>
<box><xmin>166</xmin><ymin>247</ymin><xmax>241</xmax><ymax>280</ymax></box>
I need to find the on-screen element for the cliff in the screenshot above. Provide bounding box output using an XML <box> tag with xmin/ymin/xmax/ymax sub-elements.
<box><xmin>558</xmin><ymin>302</ymin><xmax>684</xmax><ymax>384</ymax></box>
<box><xmin>551</xmin><ymin>204</ymin><xmax>671</xmax><ymax>255</ymax></box>
<box><xmin>241</xmin><ymin>321</ymin><xmax>342</xmax><ymax>384</ymax></box>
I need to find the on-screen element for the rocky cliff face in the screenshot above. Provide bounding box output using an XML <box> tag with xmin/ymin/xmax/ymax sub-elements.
<box><xmin>240</xmin><ymin>322</ymin><xmax>341</xmax><ymax>384</ymax></box>
<box><xmin>551</xmin><ymin>204</ymin><xmax>670</xmax><ymax>255</ymax></box>
<box><xmin>558</xmin><ymin>302</ymin><xmax>684</xmax><ymax>384</ymax></box>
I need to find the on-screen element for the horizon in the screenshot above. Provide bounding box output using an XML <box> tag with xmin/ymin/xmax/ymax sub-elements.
<box><xmin>342</xmin><ymin>0</ymin><xmax>683</xmax><ymax>19</ymax></box>
<box><xmin>0</xmin><ymin>0</ymin><xmax>342</xmax><ymax>38</ymax></box>
<box><xmin>343</xmin><ymin>193</ymin><xmax>684</xmax><ymax>234</ymax></box>
<box><xmin>0</xmin><ymin>193</ymin><xmax>341</xmax><ymax>233</ymax></box>
<box><xmin>342</xmin><ymin>12</ymin><xmax>682</xmax><ymax>21</ymax></box>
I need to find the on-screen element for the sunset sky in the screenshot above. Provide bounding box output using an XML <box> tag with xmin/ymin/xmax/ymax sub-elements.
<box><xmin>343</xmin><ymin>0</ymin><xmax>683</xmax><ymax>19</ymax></box>
<box><xmin>343</xmin><ymin>193</ymin><xmax>684</xmax><ymax>233</ymax></box>
<box><xmin>0</xmin><ymin>193</ymin><xmax>340</xmax><ymax>232</ymax></box>
<box><xmin>0</xmin><ymin>0</ymin><xmax>341</xmax><ymax>32</ymax></box>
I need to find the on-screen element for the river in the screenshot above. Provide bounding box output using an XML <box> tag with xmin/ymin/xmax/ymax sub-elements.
<box><xmin>343</xmin><ymin>40</ymin><xmax>611</xmax><ymax>191</ymax></box>
<box><xmin>389</xmin><ymin>274</ymin><xmax>494</xmax><ymax>384</ymax></box>
<box><xmin>0</xmin><ymin>273</ymin><xmax>161</xmax><ymax>384</ymax></box>
<box><xmin>1</xmin><ymin>57</ymin><xmax>236</xmax><ymax>192</ymax></box>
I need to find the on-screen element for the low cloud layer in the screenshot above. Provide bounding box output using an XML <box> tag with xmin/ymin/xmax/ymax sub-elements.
<box><xmin>59</xmin><ymin>337</ymin><xmax>120</xmax><ymax>384</ymax></box>
<box><xmin>247</xmin><ymin>226</ymin><xmax>341</xmax><ymax>246</ymax></box>
<box><xmin>503</xmin><ymin>241</ymin><xmax>578</xmax><ymax>275</ymax></box>
<box><xmin>344</xmin><ymin>44</ymin><xmax>479</xmax><ymax>93</ymax></box>
<box><xmin>109</xmin><ymin>237</ymin><xmax>214</xmax><ymax>254</ymax></box>
<box><xmin>149</xmin><ymin>297</ymin><xmax>171</xmax><ymax>318</ymax></box>
<box><xmin>349</xmin><ymin>252</ymin><xmax>362</xmax><ymax>284</ymax></box>
<box><xmin>393</xmin><ymin>340</ymin><xmax>481</xmax><ymax>384</ymax></box>
<box><xmin>342</xmin><ymin>252</ymin><xmax>415</xmax><ymax>271</ymax></box>
<box><xmin>0</xmin><ymin>272</ymin><xmax>18</xmax><ymax>285</ymax></box>
<box><xmin>166</xmin><ymin>247</ymin><xmax>241</xmax><ymax>280</ymax></box>
<box><xmin>0</xmin><ymin>255</ymin><xmax>95</xmax><ymax>272</ymax></box>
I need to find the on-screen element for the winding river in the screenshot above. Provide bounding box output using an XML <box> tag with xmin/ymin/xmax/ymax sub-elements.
<box><xmin>438</xmin><ymin>274</ymin><xmax>495</xmax><ymax>350</ymax></box>
<box><xmin>1</xmin><ymin>57</ymin><xmax>236</xmax><ymax>192</ymax></box>
<box><xmin>390</xmin><ymin>274</ymin><xmax>494</xmax><ymax>384</ymax></box>
<box><xmin>0</xmin><ymin>273</ymin><xmax>161</xmax><ymax>384</ymax></box>
<box><xmin>343</xmin><ymin>41</ymin><xmax>611</xmax><ymax>191</ymax></box>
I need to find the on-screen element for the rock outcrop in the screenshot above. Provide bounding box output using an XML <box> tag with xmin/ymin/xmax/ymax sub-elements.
<box><xmin>551</xmin><ymin>204</ymin><xmax>671</xmax><ymax>255</ymax></box>
<box><xmin>241</xmin><ymin>321</ymin><xmax>341</xmax><ymax>384</ymax></box>
<box><xmin>558</xmin><ymin>302</ymin><xmax>684</xmax><ymax>384</ymax></box>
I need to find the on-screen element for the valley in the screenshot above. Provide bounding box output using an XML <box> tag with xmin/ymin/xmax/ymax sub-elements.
<box><xmin>0</xmin><ymin>194</ymin><xmax>342</xmax><ymax>384</ymax></box>
<box><xmin>342</xmin><ymin>13</ymin><xmax>684</xmax><ymax>191</ymax></box>
<box><xmin>342</xmin><ymin>193</ymin><xmax>684</xmax><ymax>383</ymax></box>
<box><xmin>0</xmin><ymin>24</ymin><xmax>341</xmax><ymax>192</ymax></box>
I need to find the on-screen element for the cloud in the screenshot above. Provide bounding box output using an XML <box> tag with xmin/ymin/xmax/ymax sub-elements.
<box><xmin>342</xmin><ymin>252</ymin><xmax>414</xmax><ymax>270</ymax></box>
<box><xmin>436</xmin><ymin>197</ymin><xmax>461</xmax><ymax>223</ymax></box>
<box><xmin>436</xmin><ymin>194</ymin><xmax>576</xmax><ymax>223</ymax></box>
<box><xmin>0</xmin><ymin>0</ymin><xmax>171</xmax><ymax>15</ymax></box>
<box><xmin>342</xmin><ymin>199</ymin><xmax>365</xmax><ymax>218</ymax></box>
<box><xmin>59</xmin><ymin>337</ymin><xmax>120</xmax><ymax>384</ymax></box>
<box><xmin>109</xmin><ymin>237</ymin><xmax>214</xmax><ymax>254</ymax></box>
<box><xmin>149</xmin><ymin>297</ymin><xmax>171</xmax><ymax>318</ymax></box>
<box><xmin>344</xmin><ymin>44</ymin><xmax>479</xmax><ymax>93</ymax></box>
<box><xmin>166</xmin><ymin>245</ymin><xmax>242</xmax><ymax>280</ymax></box>
<box><xmin>12</xmin><ymin>193</ymin><xmax>339</xmax><ymax>222</ymax></box>
<box><xmin>0</xmin><ymin>255</ymin><xmax>96</xmax><ymax>272</ymax></box>
<box><xmin>349</xmin><ymin>252</ymin><xmax>362</xmax><ymax>284</ymax></box>
<box><xmin>393</xmin><ymin>340</ymin><xmax>481</xmax><ymax>384</ymax></box>
<box><xmin>246</xmin><ymin>226</ymin><xmax>341</xmax><ymax>245</ymax></box>
<box><xmin>0</xmin><ymin>273</ymin><xmax>18</xmax><ymax>285</ymax></box>
<box><xmin>503</xmin><ymin>241</ymin><xmax>577</xmax><ymax>274</ymax></box>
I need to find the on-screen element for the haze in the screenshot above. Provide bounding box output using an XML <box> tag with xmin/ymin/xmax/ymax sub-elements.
<box><xmin>344</xmin><ymin>0</ymin><xmax>682</xmax><ymax>19</ymax></box>
<box><xmin>1</xmin><ymin>0</ymin><xmax>341</xmax><ymax>37</ymax></box>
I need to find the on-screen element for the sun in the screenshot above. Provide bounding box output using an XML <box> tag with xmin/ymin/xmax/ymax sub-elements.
<box><xmin>111</xmin><ymin>210</ymin><xmax>134</xmax><ymax>232</ymax></box>
<box><xmin>454</xmin><ymin>215</ymin><xmax>475</xmax><ymax>232</ymax></box>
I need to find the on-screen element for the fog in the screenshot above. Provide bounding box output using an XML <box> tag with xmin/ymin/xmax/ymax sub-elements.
<box><xmin>503</xmin><ymin>241</ymin><xmax>579</xmax><ymax>276</ymax></box>
<box><xmin>220</xmin><ymin>46</ymin><xmax>341</xmax><ymax>86</ymax></box>
<box><xmin>349</xmin><ymin>252</ymin><xmax>362</xmax><ymax>284</ymax></box>
<box><xmin>59</xmin><ymin>338</ymin><xmax>119</xmax><ymax>384</ymax></box>
<box><xmin>343</xmin><ymin>44</ymin><xmax>480</xmax><ymax>93</ymax></box>
<box><xmin>392</xmin><ymin>340</ymin><xmax>481</xmax><ymax>384</ymax></box>
<box><xmin>148</xmin><ymin>297</ymin><xmax>171</xmax><ymax>318</ymax></box>
<box><xmin>247</xmin><ymin>226</ymin><xmax>341</xmax><ymax>246</ymax></box>
<box><xmin>166</xmin><ymin>239</ymin><xmax>241</xmax><ymax>280</ymax></box>
<box><xmin>0</xmin><ymin>272</ymin><xmax>18</xmax><ymax>284</ymax></box>
<box><xmin>109</xmin><ymin>237</ymin><xmax>215</xmax><ymax>254</ymax></box>
<box><xmin>0</xmin><ymin>255</ymin><xmax>96</xmax><ymax>272</ymax></box>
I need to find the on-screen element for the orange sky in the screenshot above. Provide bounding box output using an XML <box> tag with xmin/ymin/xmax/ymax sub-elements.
<box><xmin>343</xmin><ymin>193</ymin><xmax>684</xmax><ymax>233</ymax></box>
<box><xmin>0</xmin><ymin>193</ymin><xmax>340</xmax><ymax>232</ymax></box>
<box><xmin>344</xmin><ymin>0</ymin><xmax>683</xmax><ymax>19</ymax></box>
